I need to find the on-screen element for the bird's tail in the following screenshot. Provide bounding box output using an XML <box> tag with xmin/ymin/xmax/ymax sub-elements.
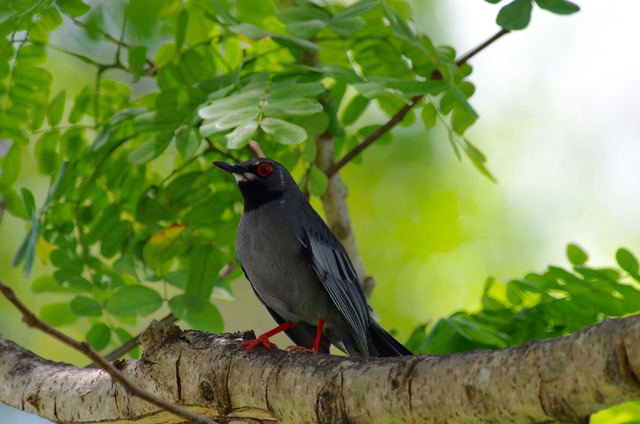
<box><xmin>370</xmin><ymin>321</ymin><xmax>413</xmax><ymax>357</ymax></box>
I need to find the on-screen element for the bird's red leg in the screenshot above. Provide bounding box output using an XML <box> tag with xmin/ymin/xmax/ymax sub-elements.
<box><xmin>312</xmin><ymin>317</ymin><xmax>325</xmax><ymax>353</ymax></box>
<box><xmin>240</xmin><ymin>321</ymin><xmax>296</xmax><ymax>353</ymax></box>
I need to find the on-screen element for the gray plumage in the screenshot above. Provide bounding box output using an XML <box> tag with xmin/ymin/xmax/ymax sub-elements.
<box><xmin>215</xmin><ymin>158</ymin><xmax>411</xmax><ymax>357</ymax></box>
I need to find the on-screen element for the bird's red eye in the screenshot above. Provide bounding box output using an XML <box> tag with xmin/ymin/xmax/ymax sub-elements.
<box><xmin>257</xmin><ymin>163</ymin><xmax>273</xmax><ymax>177</ymax></box>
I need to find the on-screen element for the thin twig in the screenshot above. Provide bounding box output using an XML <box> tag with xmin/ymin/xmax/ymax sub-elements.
<box><xmin>328</xmin><ymin>28</ymin><xmax>511</xmax><ymax>177</ymax></box>
<box><xmin>456</xmin><ymin>28</ymin><xmax>510</xmax><ymax>67</ymax></box>
<box><xmin>0</xmin><ymin>281</ymin><xmax>219</xmax><ymax>424</ymax></box>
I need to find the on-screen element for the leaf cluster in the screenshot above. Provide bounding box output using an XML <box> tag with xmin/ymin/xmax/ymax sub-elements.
<box><xmin>407</xmin><ymin>246</ymin><xmax>640</xmax><ymax>354</ymax></box>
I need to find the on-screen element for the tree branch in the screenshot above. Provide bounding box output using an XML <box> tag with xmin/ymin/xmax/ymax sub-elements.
<box><xmin>0</xmin><ymin>281</ymin><xmax>219</xmax><ymax>424</ymax></box>
<box><xmin>328</xmin><ymin>28</ymin><xmax>511</xmax><ymax>177</ymax></box>
<box><xmin>2</xmin><ymin>315</ymin><xmax>640</xmax><ymax>423</ymax></box>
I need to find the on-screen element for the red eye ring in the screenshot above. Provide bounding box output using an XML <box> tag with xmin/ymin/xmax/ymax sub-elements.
<box><xmin>257</xmin><ymin>163</ymin><xmax>273</xmax><ymax>177</ymax></box>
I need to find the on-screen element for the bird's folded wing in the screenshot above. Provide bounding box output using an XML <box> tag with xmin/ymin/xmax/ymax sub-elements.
<box><xmin>298</xmin><ymin>229</ymin><xmax>370</xmax><ymax>356</ymax></box>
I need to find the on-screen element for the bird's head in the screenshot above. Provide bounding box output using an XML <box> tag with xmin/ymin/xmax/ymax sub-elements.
<box><xmin>214</xmin><ymin>158</ymin><xmax>298</xmax><ymax>211</ymax></box>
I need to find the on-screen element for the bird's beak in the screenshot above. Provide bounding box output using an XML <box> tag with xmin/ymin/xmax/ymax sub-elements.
<box><xmin>213</xmin><ymin>161</ymin><xmax>242</xmax><ymax>174</ymax></box>
<box><xmin>213</xmin><ymin>161</ymin><xmax>253</xmax><ymax>183</ymax></box>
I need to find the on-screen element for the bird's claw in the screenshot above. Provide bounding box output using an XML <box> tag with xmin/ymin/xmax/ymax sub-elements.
<box><xmin>240</xmin><ymin>337</ymin><xmax>278</xmax><ymax>353</ymax></box>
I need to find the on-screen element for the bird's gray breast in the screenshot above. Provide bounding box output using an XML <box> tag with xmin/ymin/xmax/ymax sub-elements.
<box><xmin>236</xmin><ymin>201</ymin><xmax>331</xmax><ymax>323</ymax></box>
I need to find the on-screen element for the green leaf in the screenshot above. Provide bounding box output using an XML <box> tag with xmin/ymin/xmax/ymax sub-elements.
<box><xmin>451</xmin><ymin>106</ymin><xmax>477</xmax><ymax>135</ymax></box>
<box><xmin>329</xmin><ymin>17</ymin><xmax>364</xmax><ymax>35</ymax></box>
<box><xmin>421</xmin><ymin>103</ymin><xmax>437</xmax><ymax>129</ymax></box>
<box><xmin>169</xmin><ymin>294</ymin><xmax>224</xmax><ymax>332</ymax></box>
<box><xmin>175</xmin><ymin>8</ymin><xmax>188</xmax><ymax>50</ymax></box>
<box><xmin>47</xmin><ymin>90</ymin><xmax>65</xmax><ymax>126</ymax></box>
<box><xmin>128</xmin><ymin>133</ymin><xmax>173</xmax><ymax>165</ymax></box>
<box><xmin>106</xmin><ymin>285</ymin><xmax>163</xmax><ymax>316</ymax></box>
<box><xmin>567</xmin><ymin>243</ymin><xmax>588</xmax><ymax>265</ymax></box>
<box><xmin>0</xmin><ymin>143</ymin><xmax>22</xmax><ymax>189</ymax></box>
<box><xmin>382</xmin><ymin>1</ymin><xmax>416</xmax><ymax>41</ymax></box>
<box><xmin>32</xmin><ymin>274</ymin><xmax>87</xmax><ymax>293</ymax></box>
<box><xmin>616</xmin><ymin>248</ymin><xmax>639</xmax><ymax>275</ymax></box>
<box><xmin>220</xmin><ymin>120</ymin><xmax>258</xmax><ymax>150</ymax></box>
<box><xmin>143</xmin><ymin>224</ymin><xmax>189</xmax><ymax>267</ymax></box>
<box><xmin>460</xmin><ymin>139</ymin><xmax>494</xmax><ymax>181</ymax></box>
<box><xmin>154</xmin><ymin>42</ymin><xmax>177</xmax><ymax>68</ymax></box>
<box><xmin>272</xmin><ymin>34</ymin><xmax>321</xmax><ymax>52</ymax></box>
<box><xmin>497</xmin><ymin>0</ymin><xmax>533</xmax><ymax>30</ymax></box>
<box><xmin>187</xmin><ymin>245</ymin><xmax>220</xmax><ymax>298</ymax></box>
<box><xmin>302</xmin><ymin>138</ymin><xmax>317</xmax><ymax>162</ymax></box>
<box><xmin>263</xmin><ymin>98</ymin><xmax>323</xmax><ymax>117</ymax></box>
<box><xmin>199</xmin><ymin>90</ymin><xmax>262</xmax><ymax>119</ymax></box>
<box><xmin>176</xmin><ymin>126</ymin><xmax>201</xmax><ymax>159</ymax></box>
<box><xmin>444</xmin><ymin>316</ymin><xmax>508</xmax><ymax>348</ymax></box>
<box><xmin>60</xmin><ymin>128</ymin><xmax>87</xmax><ymax>160</ymax></box>
<box><xmin>334</xmin><ymin>0</ymin><xmax>379</xmax><ymax>19</ymax></box>
<box><xmin>342</xmin><ymin>95</ymin><xmax>369</xmax><ymax>126</ymax></box>
<box><xmin>55</xmin><ymin>0</ymin><xmax>91</xmax><ymax>17</ymax></box>
<box><xmin>86</xmin><ymin>323</ymin><xmax>111</xmax><ymax>350</ymax></box>
<box><xmin>268</xmin><ymin>82</ymin><xmax>325</xmax><ymax>100</ymax></box>
<box><xmin>200</xmin><ymin>106</ymin><xmax>260</xmax><ymax>136</ymax></box>
<box><xmin>21</xmin><ymin>187</ymin><xmax>36</xmax><ymax>218</ymax></box>
<box><xmin>128</xmin><ymin>45</ymin><xmax>147</xmax><ymax>82</ymax></box>
<box><xmin>70</xmin><ymin>295</ymin><xmax>102</xmax><ymax>316</ymax></box>
<box><xmin>39</xmin><ymin>302</ymin><xmax>77</xmax><ymax>326</ymax></box>
<box><xmin>52</xmin><ymin>270</ymin><xmax>92</xmax><ymax>292</ymax></box>
<box><xmin>260</xmin><ymin>118</ymin><xmax>307</xmax><ymax>145</ymax></box>
<box><xmin>16</xmin><ymin>44</ymin><xmax>47</xmax><ymax>66</ymax></box>
<box><xmin>534</xmin><ymin>0</ymin><xmax>579</xmax><ymax>14</ymax></box>
<box><xmin>68</xmin><ymin>86</ymin><xmax>92</xmax><ymax>124</ymax></box>
<box><xmin>286</xmin><ymin>20</ymin><xmax>326</xmax><ymax>39</ymax></box>
<box><xmin>166</xmin><ymin>269</ymin><xmax>188</xmax><ymax>291</ymax></box>
<box><xmin>229</xmin><ymin>23</ymin><xmax>268</xmax><ymax>40</ymax></box>
<box><xmin>308</xmin><ymin>165</ymin><xmax>328</xmax><ymax>197</ymax></box>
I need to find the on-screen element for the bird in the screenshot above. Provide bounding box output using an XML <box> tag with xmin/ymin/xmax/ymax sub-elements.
<box><xmin>214</xmin><ymin>157</ymin><xmax>412</xmax><ymax>357</ymax></box>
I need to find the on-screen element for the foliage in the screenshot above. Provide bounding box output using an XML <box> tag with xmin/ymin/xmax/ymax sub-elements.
<box><xmin>0</xmin><ymin>0</ymin><xmax>582</xmax><ymax>361</ymax></box>
<box><xmin>407</xmin><ymin>246</ymin><xmax>640</xmax><ymax>354</ymax></box>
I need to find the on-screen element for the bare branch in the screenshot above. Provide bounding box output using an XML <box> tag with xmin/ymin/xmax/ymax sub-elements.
<box><xmin>0</xmin><ymin>281</ymin><xmax>219</xmax><ymax>424</ymax></box>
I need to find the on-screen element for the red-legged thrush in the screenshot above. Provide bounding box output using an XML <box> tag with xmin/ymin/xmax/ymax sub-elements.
<box><xmin>215</xmin><ymin>158</ymin><xmax>412</xmax><ymax>357</ymax></box>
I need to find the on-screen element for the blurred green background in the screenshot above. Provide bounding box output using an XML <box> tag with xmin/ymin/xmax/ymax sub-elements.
<box><xmin>2</xmin><ymin>0</ymin><xmax>640</xmax><ymax>422</ymax></box>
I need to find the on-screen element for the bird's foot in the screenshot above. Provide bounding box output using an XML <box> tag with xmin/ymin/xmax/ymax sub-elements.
<box><xmin>240</xmin><ymin>337</ymin><xmax>278</xmax><ymax>353</ymax></box>
<box><xmin>286</xmin><ymin>345</ymin><xmax>317</xmax><ymax>354</ymax></box>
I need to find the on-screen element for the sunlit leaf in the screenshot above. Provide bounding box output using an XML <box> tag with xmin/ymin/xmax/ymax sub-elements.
<box><xmin>617</xmin><ymin>248</ymin><xmax>639</xmax><ymax>276</ymax></box>
<box><xmin>567</xmin><ymin>243</ymin><xmax>589</xmax><ymax>265</ymax></box>
<box><xmin>260</xmin><ymin>118</ymin><xmax>307</xmax><ymax>145</ymax></box>
<box><xmin>55</xmin><ymin>0</ymin><xmax>91</xmax><ymax>17</ymax></box>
